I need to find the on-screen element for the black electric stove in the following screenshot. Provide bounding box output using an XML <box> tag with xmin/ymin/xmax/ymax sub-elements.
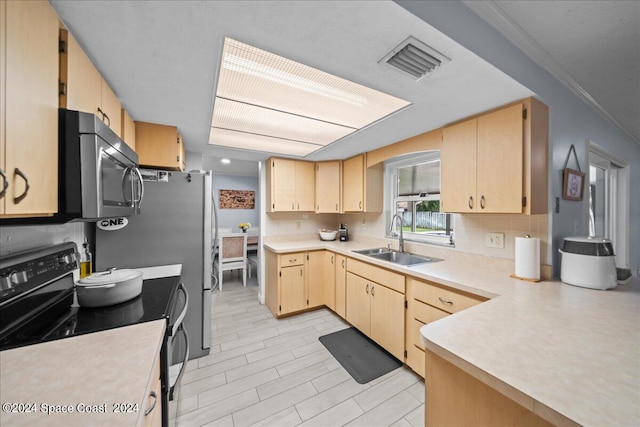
<box><xmin>0</xmin><ymin>243</ymin><xmax>179</xmax><ymax>352</ymax></box>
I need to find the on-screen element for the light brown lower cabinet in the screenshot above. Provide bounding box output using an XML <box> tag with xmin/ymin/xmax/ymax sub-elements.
<box><xmin>334</xmin><ymin>254</ymin><xmax>347</xmax><ymax>318</ymax></box>
<box><xmin>265</xmin><ymin>250</ymin><xmax>325</xmax><ymax>317</ymax></box>
<box><xmin>425</xmin><ymin>350</ymin><xmax>553</xmax><ymax>427</ymax></box>
<box><xmin>406</xmin><ymin>277</ymin><xmax>486</xmax><ymax>377</ymax></box>
<box><xmin>143</xmin><ymin>356</ymin><xmax>162</xmax><ymax>427</ymax></box>
<box><xmin>345</xmin><ymin>262</ymin><xmax>405</xmax><ymax>360</ymax></box>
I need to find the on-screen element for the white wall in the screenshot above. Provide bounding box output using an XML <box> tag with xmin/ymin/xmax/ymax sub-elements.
<box><xmin>396</xmin><ymin>0</ymin><xmax>640</xmax><ymax>276</ymax></box>
<box><xmin>212</xmin><ymin>174</ymin><xmax>260</xmax><ymax>232</ymax></box>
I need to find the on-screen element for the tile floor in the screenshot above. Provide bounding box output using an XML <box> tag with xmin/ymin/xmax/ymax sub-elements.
<box><xmin>170</xmin><ymin>273</ymin><xmax>425</xmax><ymax>427</ymax></box>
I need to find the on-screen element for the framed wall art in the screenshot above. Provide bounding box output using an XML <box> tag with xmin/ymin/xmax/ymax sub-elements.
<box><xmin>219</xmin><ymin>189</ymin><xmax>255</xmax><ymax>209</ymax></box>
<box><xmin>562</xmin><ymin>168</ymin><xmax>585</xmax><ymax>201</ymax></box>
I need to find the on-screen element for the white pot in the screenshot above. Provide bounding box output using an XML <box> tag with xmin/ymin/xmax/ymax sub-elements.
<box><xmin>77</xmin><ymin>269</ymin><xmax>143</xmax><ymax>307</ymax></box>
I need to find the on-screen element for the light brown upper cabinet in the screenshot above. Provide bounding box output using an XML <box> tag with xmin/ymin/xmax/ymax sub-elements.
<box><xmin>135</xmin><ymin>122</ymin><xmax>185</xmax><ymax>171</ymax></box>
<box><xmin>1</xmin><ymin>0</ymin><xmax>59</xmax><ymax>216</ymax></box>
<box><xmin>266</xmin><ymin>158</ymin><xmax>315</xmax><ymax>212</ymax></box>
<box><xmin>315</xmin><ymin>161</ymin><xmax>341</xmax><ymax>213</ymax></box>
<box><xmin>59</xmin><ymin>29</ymin><xmax>122</xmax><ymax>138</ymax></box>
<box><xmin>121</xmin><ymin>109</ymin><xmax>136</xmax><ymax>151</ymax></box>
<box><xmin>342</xmin><ymin>154</ymin><xmax>383</xmax><ymax>212</ymax></box>
<box><xmin>440</xmin><ymin>98</ymin><xmax>548</xmax><ymax>214</ymax></box>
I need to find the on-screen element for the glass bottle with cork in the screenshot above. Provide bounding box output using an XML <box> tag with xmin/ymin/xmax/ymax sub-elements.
<box><xmin>79</xmin><ymin>239</ymin><xmax>93</xmax><ymax>278</ymax></box>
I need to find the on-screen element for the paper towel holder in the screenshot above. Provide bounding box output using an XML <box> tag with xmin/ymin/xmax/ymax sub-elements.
<box><xmin>510</xmin><ymin>235</ymin><xmax>542</xmax><ymax>282</ymax></box>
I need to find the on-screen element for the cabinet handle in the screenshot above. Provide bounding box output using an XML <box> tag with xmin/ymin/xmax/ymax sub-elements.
<box><xmin>289</xmin><ymin>258</ymin><xmax>297</xmax><ymax>263</ymax></box>
<box><xmin>365</xmin><ymin>283</ymin><xmax>369</xmax><ymax>294</ymax></box>
<box><xmin>298</xmin><ymin>203</ymin><xmax>300</xmax><ymax>210</ymax></box>
<box><xmin>359</xmin><ymin>201</ymin><xmax>362</xmax><ymax>210</ymax></box>
<box><xmin>335</xmin><ymin>203</ymin><xmax>338</xmax><ymax>211</ymax></box>
<box><xmin>292</xmin><ymin>202</ymin><xmax>295</xmax><ymax>210</ymax></box>
<box><xmin>96</xmin><ymin>107</ymin><xmax>110</xmax><ymax>127</ymax></box>
<box><xmin>480</xmin><ymin>195</ymin><xmax>486</xmax><ymax>209</ymax></box>
<box><xmin>330</xmin><ymin>256</ymin><xmax>334</xmax><ymax>264</ymax></box>
<box><xmin>300</xmin><ymin>268</ymin><xmax>303</xmax><ymax>276</ymax></box>
<box><xmin>341</xmin><ymin>259</ymin><xmax>345</xmax><ymax>268</ymax></box>
<box><xmin>468</xmin><ymin>196</ymin><xmax>473</xmax><ymax>209</ymax></box>
<box><xmin>144</xmin><ymin>391</ymin><xmax>157</xmax><ymax>416</ymax></box>
<box><xmin>371</xmin><ymin>285</ymin><xmax>375</xmax><ymax>297</ymax></box>
<box><xmin>438</xmin><ymin>297</ymin><xmax>453</xmax><ymax>305</ymax></box>
<box><xmin>0</xmin><ymin>168</ymin><xmax>8</xmax><ymax>199</ymax></box>
<box><xmin>13</xmin><ymin>168</ymin><xmax>30</xmax><ymax>204</ymax></box>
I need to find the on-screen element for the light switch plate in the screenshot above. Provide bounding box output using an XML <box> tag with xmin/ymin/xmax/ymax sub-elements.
<box><xmin>485</xmin><ymin>232</ymin><xmax>505</xmax><ymax>249</ymax></box>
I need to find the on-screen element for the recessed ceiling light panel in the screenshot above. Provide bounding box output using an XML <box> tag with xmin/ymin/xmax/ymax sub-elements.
<box><xmin>209</xmin><ymin>38</ymin><xmax>411</xmax><ymax>157</ymax></box>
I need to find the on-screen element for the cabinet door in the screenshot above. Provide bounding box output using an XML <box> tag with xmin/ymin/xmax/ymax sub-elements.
<box><xmin>345</xmin><ymin>272</ymin><xmax>371</xmax><ymax>336</ymax></box>
<box><xmin>2</xmin><ymin>0</ymin><xmax>58</xmax><ymax>215</ymax></box>
<box><xmin>62</xmin><ymin>29</ymin><xmax>102</xmax><ymax>116</ymax></box>
<box><xmin>342</xmin><ymin>155</ymin><xmax>364</xmax><ymax>212</ymax></box>
<box><xmin>315</xmin><ymin>161</ymin><xmax>341</xmax><ymax>213</ymax></box>
<box><xmin>135</xmin><ymin>122</ymin><xmax>181</xmax><ymax>170</ymax></box>
<box><xmin>370</xmin><ymin>283</ymin><xmax>405</xmax><ymax>360</ymax></box>
<box><xmin>306</xmin><ymin>251</ymin><xmax>325</xmax><ymax>309</ymax></box>
<box><xmin>280</xmin><ymin>265</ymin><xmax>306</xmax><ymax>314</ymax></box>
<box><xmin>441</xmin><ymin>118</ymin><xmax>477</xmax><ymax>213</ymax></box>
<box><xmin>295</xmin><ymin>161</ymin><xmax>315</xmax><ymax>211</ymax></box>
<box><xmin>271</xmin><ymin>158</ymin><xmax>296</xmax><ymax>211</ymax></box>
<box><xmin>101</xmin><ymin>79</ymin><xmax>122</xmax><ymax>138</ymax></box>
<box><xmin>476</xmin><ymin>104</ymin><xmax>523</xmax><ymax>213</ymax></box>
<box><xmin>334</xmin><ymin>255</ymin><xmax>347</xmax><ymax>318</ymax></box>
<box><xmin>324</xmin><ymin>252</ymin><xmax>336</xmax><ymax>311</ymax></box>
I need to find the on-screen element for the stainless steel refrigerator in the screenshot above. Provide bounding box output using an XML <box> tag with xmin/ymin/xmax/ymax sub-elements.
<box><xmin>95</xmin><ymin>170</ymin><xmax>213</xmax><ymax>359</ymax></box>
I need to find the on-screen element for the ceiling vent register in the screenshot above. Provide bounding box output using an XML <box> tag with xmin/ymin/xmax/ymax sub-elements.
<box><xmin>381</xmin><ymin>36</ymin><xmax>450</xmax><ymax>80</ymax></box>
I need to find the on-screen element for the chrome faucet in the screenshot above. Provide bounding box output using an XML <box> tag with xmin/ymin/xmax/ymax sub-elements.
<box><xmin>390</xmin><ymin>213</ymin><xmax>404</xmax><ymax>253</ymax></box>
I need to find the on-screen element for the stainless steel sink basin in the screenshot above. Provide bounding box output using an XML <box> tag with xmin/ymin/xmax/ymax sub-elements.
<box><xmin>369</xmin><ymin>251</ymin><xmax>440</xmax><ymax>266</ymax></box>
<box><xmin>352</xmin><ymin>247</ymin><xmax>392</xmax><ymax>255</ymax></box>
<box><xmin>353</xmin><ymin>248</ymin><xmax>441</xmax><ymax>266</ymax></box>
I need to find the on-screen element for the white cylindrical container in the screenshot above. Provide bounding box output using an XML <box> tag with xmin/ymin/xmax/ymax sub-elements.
<box><xmin>515</xmin><ymin>236</ymin><xmax>540</xmax><ymax>280</ymax></box>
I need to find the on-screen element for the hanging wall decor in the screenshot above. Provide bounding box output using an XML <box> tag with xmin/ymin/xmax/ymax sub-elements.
<box><xmin>561</xmin><ymin>144</ymin><xmax>585</xmax><ymax>201</ymax></box>
<box><xmin>219</xmin><ymin>189</ymin><xmax>255</xmax><ymax>209</ymax></box>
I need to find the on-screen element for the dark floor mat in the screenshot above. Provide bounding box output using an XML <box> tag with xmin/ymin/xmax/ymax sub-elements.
<box><xmin>319</xmin><ymin>327</ymin><xmax>402</xmax><ymax>384</ymax></box>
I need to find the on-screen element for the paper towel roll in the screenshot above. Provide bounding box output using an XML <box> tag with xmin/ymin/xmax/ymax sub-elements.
<box><xmin>515</xmin><ymin>236</ymin><xmax>540</xmax><ymax>280</ymax></box>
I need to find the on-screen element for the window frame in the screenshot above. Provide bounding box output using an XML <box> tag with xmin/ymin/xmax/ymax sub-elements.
<box><xmin>384</xmin><ymin>152</ymin><xmax>454</xmax><ymax>247</ymax></box>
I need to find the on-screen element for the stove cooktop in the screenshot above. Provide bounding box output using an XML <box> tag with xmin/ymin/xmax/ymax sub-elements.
<box><xmin>0</xmin><ymin>277</ymin><xmax>179</xmax><ymax>351</ymax></box>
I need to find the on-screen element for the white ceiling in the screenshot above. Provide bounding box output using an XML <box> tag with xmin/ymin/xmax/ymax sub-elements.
<box><xmin>50</xmin><ymin>1</ymin><xmax>638</xmax><ymax>178</ymax></box>
<box><xmin>464</xmin><ymin>0</ymin><xmax>640</xmax><ymax>145</ymax></box>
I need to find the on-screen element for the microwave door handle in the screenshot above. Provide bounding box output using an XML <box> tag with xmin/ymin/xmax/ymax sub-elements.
<box><xmin>121</xmin><ymin>167</ymin><xmax>134</xmax><ymax>208</ymax></box>
<box><xmin>133</xmin><ymin>167</ymin><xmax>144</xmax><ymax>213</ymax></box>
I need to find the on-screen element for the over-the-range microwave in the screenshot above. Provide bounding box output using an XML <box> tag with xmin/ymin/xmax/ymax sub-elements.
<box><xmin>58</xmin><ymin>109</ymin><xmax>143</xmax><ymax>222</ymax></box>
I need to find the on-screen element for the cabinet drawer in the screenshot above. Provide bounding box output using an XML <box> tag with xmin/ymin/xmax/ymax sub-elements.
<box><xmin>410</xmin><ymin>278</ymin><xmax>484</xmax><ymax>314</ymax></box>
<box><xmin>413</xmin><ymin>299</ymin><xmax>449</xmax><ymax>324</ymax></box>
<box><xmin>347</xmin><ymin>259</ymin><xmax>405</xmax><ymax>294</ymax></box>
<box><xmin>280</xmin><ymin>253</ymin><xmax>305</xmax><ymax>267</ymax></box>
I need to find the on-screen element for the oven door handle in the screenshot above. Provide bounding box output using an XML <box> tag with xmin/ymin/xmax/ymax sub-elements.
<box><xmin>169</xmin><ymin>323</ymin><xmax>189</xmax><ymax>401</ymax></box>
<box><xmin>172</xmin><ymin>283</ymin><xmax>189</xmax><ymax>337</ymax></box>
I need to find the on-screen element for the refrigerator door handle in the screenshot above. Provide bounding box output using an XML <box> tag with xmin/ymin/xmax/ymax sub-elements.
<box><xmin>202</xmin><ymin>288</ymin><xmax>211</xmax><ymax>349</ymax></box>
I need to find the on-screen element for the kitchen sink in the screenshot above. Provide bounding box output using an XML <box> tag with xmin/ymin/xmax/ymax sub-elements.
<box><xmin>352</xmin><ymin>247</ymin><xmax>392</xmax><ymax>255</ymax></box>
<box><xmin>353</xmin><ymin>248</ymin><xmax>441</xmax><ymax>266</ymax></box>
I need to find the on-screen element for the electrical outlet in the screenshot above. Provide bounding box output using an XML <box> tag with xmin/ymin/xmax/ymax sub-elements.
<box><xmin>296</xmin><ymin>221</ymin><xmax>301</xmax><ymax>230</ymax></box>
<box><xmin>485</xmin><ymin>232</ymin><xmax>505</xmax><ymax>249</ymax></box>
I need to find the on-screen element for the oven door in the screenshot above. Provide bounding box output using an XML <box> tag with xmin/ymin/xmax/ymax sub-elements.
<box><xmin>79</xmin><ymin>133</ymin><xmax>143</xmax><ymax>220</ymax></box>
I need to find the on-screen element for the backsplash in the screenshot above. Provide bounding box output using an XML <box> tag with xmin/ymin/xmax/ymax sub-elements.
<box><xmin>264</xmin><ymin>212</ymin><xmax>340</xmax><ymax>237</ymax></box>
<box><xmin>0</xmin><ymin>222</ymin><xmax>88</xmax><ymax>258</ymax></box>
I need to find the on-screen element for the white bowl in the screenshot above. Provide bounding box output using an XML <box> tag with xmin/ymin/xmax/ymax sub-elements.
<box><xmin>319</xmin><ymin>230</ymin><xmax>337</xmax><ymax>241</ymax></box>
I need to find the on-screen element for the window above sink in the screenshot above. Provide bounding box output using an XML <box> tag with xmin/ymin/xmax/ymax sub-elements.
<box><xmin>384</xmin><ymin>152</ymin><xmax>454</xmax><ymax>247</ymax></box>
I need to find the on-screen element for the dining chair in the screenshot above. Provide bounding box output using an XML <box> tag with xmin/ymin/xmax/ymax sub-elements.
<box><xmin>217</xmin><ymin>233</ymin><xmax>247</xmax><ymax>290</ymax></box>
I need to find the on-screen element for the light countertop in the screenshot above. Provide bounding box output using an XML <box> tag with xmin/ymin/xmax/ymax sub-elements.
<box><xmin>263</xmin><ymin>236</ymin><xmax>640</xmax><ymax>427</ymax></box>
<box><xmin>0</xmin><ymin>319</ymin><xmax>166</xmax><ymax>426</ymax></box>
